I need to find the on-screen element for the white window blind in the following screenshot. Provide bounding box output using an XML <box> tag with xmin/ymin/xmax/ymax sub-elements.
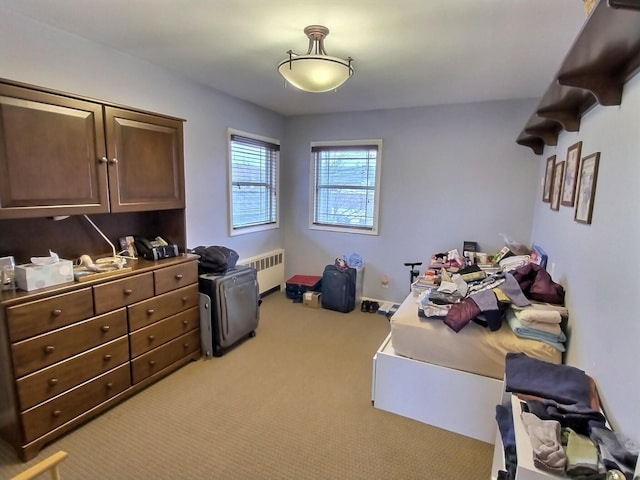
<box><xmin>312</xmin><ymin>142</ymin><xmax>380</xmax><ymax>233</ymax></box>
<box><xmin>229</xmin><ymin>133</ymin><xmax>279</xmax><ymax>232</ymax></box>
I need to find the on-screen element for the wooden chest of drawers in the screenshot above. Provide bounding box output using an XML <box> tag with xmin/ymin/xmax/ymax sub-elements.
<box><xmin>0</xmin><ymin>255</ymin><xmax>201</xmax><ymax>461</ymax></box>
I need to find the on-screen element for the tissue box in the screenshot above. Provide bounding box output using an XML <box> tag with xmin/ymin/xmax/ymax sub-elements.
<box><xmin>15</xmin><ymin>260</ymin><xmax>74</xmax><ymax>291</ymax></box>
<box><xmin>303</xmin><ymin>291</ymin><xmax>322</xmax><ymax>308</ymax></box>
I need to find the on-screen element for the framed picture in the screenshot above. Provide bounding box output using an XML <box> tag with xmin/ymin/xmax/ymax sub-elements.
<box><xmin>561</xmin><ymin>141</ymin><xmax>582</xmax><ymax>206</ymax></box>
<box><xmin>574</xmin><ymin>152</ymin><xmax>600</xmax><ymax>224</ymax></box>
<box><xmin>542</xmin><ymin>155</ymin><xmax>556</xmax><ymax>203</ymax></box>
<box><xmin>551</xmin><ymin>161</ymin><xmax>564</xmax><ymax>211</ymax></box>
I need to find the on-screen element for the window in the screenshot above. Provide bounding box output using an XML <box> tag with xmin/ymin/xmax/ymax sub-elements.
<box><xmin>228</xmin><ymin>129</ymin><xmax>279</xmax><ymax>235</ymax></box>
<box><xmin>310</xmin><ymin>139</ymin><xmax>382</xmax><ymax>235</ymax></box>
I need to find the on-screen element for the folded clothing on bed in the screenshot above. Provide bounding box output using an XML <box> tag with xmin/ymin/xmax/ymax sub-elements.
<box><xmin>505</xmin><ymin>307</ymin><xmax>566</xmax><ymax>351</ymax></box>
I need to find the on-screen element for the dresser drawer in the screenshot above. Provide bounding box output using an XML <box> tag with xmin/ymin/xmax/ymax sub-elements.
<box><xmin>127</xmin><ymin>284</ymin><xmax>199</xmax><ymax>331</ymax></box>
<box><xmin>154</xmin><ymin>261</ymin><xmax>198</xmax><ymax>295</ymax></box>
<box><xmin>129</xmin><ymin>306</ymin><xmax>199</xmax><ymax>358</ymax></box>
<box><xmin>6</xmin><ymin>288</ymin><xmax>94</xmax><ymax>342</ymax></box>
<box><xmin>21</xmin><ymin>364</ymin><xmax>130</xmax><ymax>443</ymax></box>
<box><xmin>16</xmin><ymin>337</ymin><xmax>129</xmax><ymax>411</ymax></box>
<box><xmin>12</xmin><ymin>309</ymin><xmax>127</xmax><ymax>377</ymax></box>
<box><xmin>93</xmin><ymin>272</ymin><xmax>154</xmax><ymax>314</ymax></box>
<box><xmin>131</xmin><ymin>329</ymin><xmax>200</xmax><ymax>384</ymax></box>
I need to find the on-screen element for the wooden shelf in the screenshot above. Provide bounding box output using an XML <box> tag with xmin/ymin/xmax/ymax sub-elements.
<box><xmin>517</xmin><ymin>0</ymin><xmax>640</xmax><ymax>155</ymax></box>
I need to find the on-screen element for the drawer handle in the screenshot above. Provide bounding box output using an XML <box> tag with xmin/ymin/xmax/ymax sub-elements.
<box><xmin>183</xmin><ymin>343</ymin><xmax>189</xmax><ymax>349</ymax></box>
<box><xmin>49</xmin><ymin>378</ymin><xmax>58</xmax><ymax>386</ymax></box>
<box><xmin>147</xmin><ymin>309</ymin><xmax>155</xmax><ymax>315</ymax></box>
<box><xmin>175</xmin><ymin>274</ymin><xmax>183</xmax><ymax>280</ymax></box>
<box><xmin>183</xmin><ymin>320</ymin><xmax>189</xmax><ymax>326</ymax></box>
<box><xmin>101</xmin><ymin>325</ymin><xmax>110</xmax><ymax>332</ymax></box>
<box><xmin>106</xmin><ymin>382</ymin><xmax>113</xmax><ymax>390</ymax></box>
<box><xmin>123</xmin><ymin>288</ymin><xmax>133</xmax><ymax>295</ymax></box>
<box><xmin>52</xmin><ymin>410</ymin><xmax>61</xmax><ymax>418</ymax></box>
<box><xmin>182</xmin><ymin>296</ymin><xmax>188</xmax><ymax>303</ymax></box>
<box><xmin>148</xmin><ymin>335</ymin><xmax>155</xmax><ymax>341</ymax></box>
<box><xmin>51</xmin><ymin>309</ymin><xmax>62</xmax><ymax>317</ymax></box>
<box><xmin>104</xmin><ymin>354</ymin><xmax>112</xmax><ymax>361</ymax></box>
<box><xmin>44</xmin><ymin>345</ymin><xmax>55</xmax><ymax>354</ymax></box>
<box><xmin>149</xmin><ymin>360</ymin><xmax>156</xmax><ymax>366</ymax></box>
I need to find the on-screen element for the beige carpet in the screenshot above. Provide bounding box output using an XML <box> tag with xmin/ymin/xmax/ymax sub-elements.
<box><xmin>0</xmin><ymin>291</ymin><xmax>493</xmax><ymax>479</ymax></box>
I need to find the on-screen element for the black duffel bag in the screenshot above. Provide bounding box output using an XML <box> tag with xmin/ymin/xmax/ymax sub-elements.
<box><xmin>191</xmin><ymin>245</ymin><xmax>239</xmax><ymax>274</ymax></box>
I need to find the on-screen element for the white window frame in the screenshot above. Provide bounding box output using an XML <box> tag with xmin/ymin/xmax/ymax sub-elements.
<box><xmin>309</xmin><ymin>139</ymin><xmax>382</xmax><ymax>235</ymax></box>
<box><xmin>227</xmin><ymin>128</ymin><xmax>280</xmax><ymax>236</ymax></box>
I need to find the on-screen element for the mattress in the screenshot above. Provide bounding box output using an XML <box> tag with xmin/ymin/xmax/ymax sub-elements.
<box><xmin>390</xmin><ymin>294</ymin><xmax>562</xmax><ymax>380</ymax></box>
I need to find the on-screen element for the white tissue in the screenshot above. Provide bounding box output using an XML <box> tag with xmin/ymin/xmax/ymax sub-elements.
<box><xmin>30</xmin><ymin>250</ymin><xmax>60</xmax><ymax>265</ymax></box>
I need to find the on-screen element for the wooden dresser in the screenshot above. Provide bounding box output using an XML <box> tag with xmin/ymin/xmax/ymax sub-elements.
<box><xmin>0</xmin><ymin>255</ymin><xmax>201</xmax><ymax>461</ymax></box>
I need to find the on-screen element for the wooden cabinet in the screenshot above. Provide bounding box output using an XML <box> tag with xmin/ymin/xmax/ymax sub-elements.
<box><xmin>0</xmin><ymin>255</ymin><xmax>201</xmax><ymax>461</ymax></box>
<box><xmin>0</xmin><ymin>79</ymin><xmax>184</xmax><ymax>219</ymax></box>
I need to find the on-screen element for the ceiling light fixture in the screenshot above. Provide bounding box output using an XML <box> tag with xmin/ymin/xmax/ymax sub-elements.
<box><xmin>278</xmin><ymin>25</ymin><xmax>353</xmax><ymax>93</ymax></box>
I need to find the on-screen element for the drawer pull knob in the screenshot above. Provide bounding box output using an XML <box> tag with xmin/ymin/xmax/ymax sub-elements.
<box><xmin>52</xmin><ymin>410</ymin><xmax>61</xmax><ymax>418</ymax></box>
<box><xmin>183</xmin><ymin>320</ymin><xmax>189</xmax><ymax>326</ymax></box>
<box><xmin>183</xmin><ymin>343</ymin><xmax>189</xmax><ymax>349</ymax></box>
<box><xmin>149</xmin><ymin>360</ymin><xmax>156</xmax><ymax>366</ymax></box>
<box><xmin>101</xmin><ymin>325</ymin><xmax>110</xmax><ymax>332</ymax></box>
<box><xmin>175</xmin><ymin>274</ymin><xmax>183</xmax><ymax>280</ymax></box>
<box><xmin>104</xmin><ymin>354</ymin><xmax>112</xmax><ymax>361</ymax></box>
<box><xmin>106</xmin><ymin>382</ymin><xmax>113</xmax><ymax>389</ymax></box>
<box><xmin>147</xmin><ymin>309</ymin><xmax>155</xmax><ymax>315</ymax></box>
<box><xmin>148</xmin><ymin>335</ymin><xmax>155</xmax><ymax>341</ymax></box>
<box><xmin>44</xmin><ymin>345</ymin><xmax>55</xmax><ymax>354</ymax></box>
<box><xmin>182</xmin><ymin>296</ymin><xmax>188</xmax><ymax>303</ymax></box>
<box><xmin>123</xmin><ymin>288</ymin><xmax>133</xmax><ymax>295</ymax></box>
<box><xmin>51</xmin><ymin>309</ymin><xmax>62</xmax><ymax>317</ymax></box>
<box><xmin>49</xmin><ymin>378</ymin><xmax>58</xmax><ymax>386</ymax></box>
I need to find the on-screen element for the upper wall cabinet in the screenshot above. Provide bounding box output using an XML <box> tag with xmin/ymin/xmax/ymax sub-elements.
<box><xmin>517</xmin><ymin>0</ymin><xmax>640</xmax><ymax>155</ymax></box>
<box><xmin>0</xmin><ymin>80</ymin><xmax>185</xmax><ymax>219</ymax></box>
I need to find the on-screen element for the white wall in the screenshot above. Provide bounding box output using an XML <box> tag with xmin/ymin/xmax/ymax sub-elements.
<box><xmin>530</xmin><ymin>73</ymin><xmax>640</xmax><ymax>444</ymax></box>
<box><xmin>282</xmin><ymin>100</ymin><xmax>539</xmax><ymax>302</ymax></box>
<box><xmin>0</xmin><ymin>8</ymin><xmax>285</xmax><ymax>259</ymax></box>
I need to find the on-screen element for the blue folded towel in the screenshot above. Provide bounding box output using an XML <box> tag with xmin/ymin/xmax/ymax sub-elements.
<box><xmin>506</xmin><ymin>308</ymin><xmax>566</xmax><ymax>351</ymax></box>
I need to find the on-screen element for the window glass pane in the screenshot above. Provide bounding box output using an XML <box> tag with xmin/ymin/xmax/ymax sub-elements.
<box><xmin>230</xmin><ymin>134</ymin><xmax>278</xmax><ymax>230</ymax></box>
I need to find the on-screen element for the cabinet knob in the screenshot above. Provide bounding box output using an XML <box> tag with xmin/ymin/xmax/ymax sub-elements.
<box><xmin>44</xmin><ymin>345</ymin><xmax>55</xmax><ymax>354</ymax></box>
<box><xmin>148</xmin><ymin>335</ymin><xmax>155</xmax><ymax>341</ymax></box>
<box><xmin>101</xmin><ymin>325</ymin><xmax>110</xmax><ymax>332</ymax></box>
<box><xmin>49</xmin><ymin>378</ymin><xmax>58</xmax><ymax>386</ymax></box>
<box><xmin>99</xmin><ymin>156</ymin><xmax>108</xmax><ymax>164</ymax></box>
<box><xmin>109</xmin><ymin>158</ymin><xmax>118</xmax><ymax>165</ymax></box>
<box><xmin>181</xmin><ymin>296</ymin><xmax>188</xmax><ymax>303</ymax></box>
<box><xmin>147</xmin><ymin>309</ymin><xmax>155</xmax><ymax>315</ymax></box>
<box><xmin>51</xmin><ymin>309</ymin><xmax>62</xmax><ymax>317</ymax></box>
<box><xmin>123</xmin><ymin>289</ymin><xmax>133</xmax><ymax>295</ymax></box>
<box><xmin>52</xmin><ymin>410</ymin><xmax>61</xmax><ymax>418</ymax></box>
<box><xmin>104</xmin><ymin>354</ymin><xmax>112</xmax><ymax>361</ymax></box>
<box><xmin>183</xmin><ymin>343</ymin><xmax>189</xmax><ymax>349</ymax></box>
<box><xmin>175</xmin><ymin>274</ymin><xmax>183</xmax><ymax>280</ymax></box>
<box><xmin>182</xmin><ymin>320</ymin><xmax>189</xmax><ymax>326</ymax></box>
<box><xmin>106</xmin><ymin>382</ymin><xmax>113</xmax><ymax>390</ymax></box>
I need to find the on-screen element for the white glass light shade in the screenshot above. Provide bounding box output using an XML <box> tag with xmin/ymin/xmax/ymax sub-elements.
<box><xmin>278</xmin><ymin>55</ymin><xmax>353</xmax><ymax>93</ymax></box>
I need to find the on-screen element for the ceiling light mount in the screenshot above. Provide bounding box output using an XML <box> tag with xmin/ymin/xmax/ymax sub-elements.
<box><xmin>278</xmin><ymin>25</ymin><xmax>353</xmax><ymax>93</ymax></box>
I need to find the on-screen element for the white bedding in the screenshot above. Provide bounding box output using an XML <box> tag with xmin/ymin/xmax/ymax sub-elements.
<box><xmin>390</xmin><ymin>294</ymin><xmax>562</xmax><ymax>379</ymax></box>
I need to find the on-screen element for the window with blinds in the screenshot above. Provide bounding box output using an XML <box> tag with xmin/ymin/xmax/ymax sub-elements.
<box><xmin>310</xmin><ymin>140</ymin><xmax>382</xmax><ymax>235</ymax></box>
<box><xmin>228</xmin><ymin>130</ymin><xmax>279</xmax><ymax>235</ymax></box>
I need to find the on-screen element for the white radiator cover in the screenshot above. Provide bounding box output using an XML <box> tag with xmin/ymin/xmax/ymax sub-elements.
<box><xmin>238</xmin><ymin>249</ymin><xmax>285</xmax><ymax>294</ymax></box>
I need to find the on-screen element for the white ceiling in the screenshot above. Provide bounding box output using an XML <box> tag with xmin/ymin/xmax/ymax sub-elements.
<box><xmin>1</xmin><ymin>0</ymin><xmax>588</xmax><ymax>116</ymax></box>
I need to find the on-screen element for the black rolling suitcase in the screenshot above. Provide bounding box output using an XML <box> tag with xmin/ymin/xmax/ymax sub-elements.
<box><xmin>321</xmin><ymin>264</ymin><xmax>356</xmax><ymax>313</ymax></box>
<box><xmin>198</xmin><ymin>265</ymin><xmax>259</xmax><ymax>357</ymax></box>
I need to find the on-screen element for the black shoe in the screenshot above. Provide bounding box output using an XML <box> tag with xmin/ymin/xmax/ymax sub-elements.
<box><xmin>368</xmin><ymin>301</ymin><xmax>379</xmax><ymax>313</ymax></box>
<box><xmin>361</xmin><ymin>300</ymin><xmax>370</xmax><ymax>312</ymax></box>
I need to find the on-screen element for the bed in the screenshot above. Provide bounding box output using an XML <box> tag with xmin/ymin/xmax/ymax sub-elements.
<box><xmin>371</xmin><ymin>293</ymin><xmax>562</xmax><ymax>443</ymax></box>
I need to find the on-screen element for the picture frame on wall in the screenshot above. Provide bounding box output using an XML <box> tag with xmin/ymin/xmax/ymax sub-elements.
<box><xmin>574</xmin><ymin>152</ymin><xmax>600</xmax><ymax>224</ymax></box>
<box><xmin>542</xmin><ymin>155</ymin><xmax>555</xmax><ymax>203</ymax></box>
<box><xmin>561</xmin><ymin>141</ymin><xmax>582</xmax><ymax>207</ymax></box>
<box><xmin>551</xmin><ymin>161</ymin><xmax>564</xmax><ymax>211</ymax></box>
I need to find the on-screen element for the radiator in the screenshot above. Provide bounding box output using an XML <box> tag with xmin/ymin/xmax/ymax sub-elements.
<box><xmin>239</xmin><ymin>249</ymin><xmax>285</xmax><ymax>294</ymax></box>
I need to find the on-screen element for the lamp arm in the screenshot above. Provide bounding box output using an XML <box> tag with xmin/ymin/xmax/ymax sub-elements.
<box><xmin>82</xmin><ymin>215</ymin><xmax>117</xmax><ymax>259</ymax></box>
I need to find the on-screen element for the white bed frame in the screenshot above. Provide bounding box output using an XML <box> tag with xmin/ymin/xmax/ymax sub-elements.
<box><xmin>371</xmin><ymin>333</ymin><xmax>503</xmax><ymax>444</ymax></box>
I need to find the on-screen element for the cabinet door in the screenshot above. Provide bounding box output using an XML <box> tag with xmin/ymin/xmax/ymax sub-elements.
<box><xmin>104</xmin><ymin>107</ymin><xmax>185</xmax><ymax>212</ymax></box>
<box><xmin>0</xmin><ymin>83</ymin><xmax>109</xmax><ymax>219</ymax></box>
